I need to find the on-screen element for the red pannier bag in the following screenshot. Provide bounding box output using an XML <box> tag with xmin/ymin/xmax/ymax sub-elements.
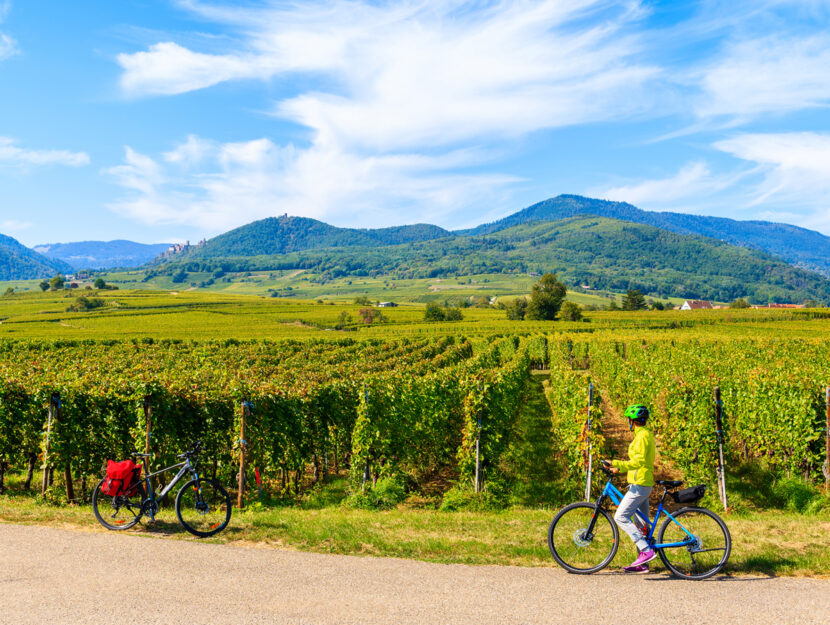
<box><xmin>101</xmin><ymin>459</ymin><xmax>141</xmax><ymax>497</ymax></box>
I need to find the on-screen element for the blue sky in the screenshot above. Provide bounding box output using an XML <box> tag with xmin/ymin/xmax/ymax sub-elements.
<box><xmin>1</xmin><ymin>0</ymin><xmax>830</xmax><ymax>246</ymax></box>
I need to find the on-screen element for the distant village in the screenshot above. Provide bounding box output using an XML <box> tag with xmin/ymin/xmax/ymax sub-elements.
<box><xmin>679</xmin><ymin>300</ymin><xmax>805</xmax><ymax>310</ymax></box>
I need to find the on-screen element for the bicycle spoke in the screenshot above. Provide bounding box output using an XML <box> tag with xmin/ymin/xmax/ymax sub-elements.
<box><xmin>549</xmin><ymin>503</ymin><xmax>617</xmax><ymax>573</ymax></box>
<box><xmin>659</xmin><ymin>509</ymin><xmax>730</xmax><ymax>579</ymax></box>
<box><xmin>176</xmin><ymin>479</ymin><xmax>231</xmax><ymax>537</ymax></box>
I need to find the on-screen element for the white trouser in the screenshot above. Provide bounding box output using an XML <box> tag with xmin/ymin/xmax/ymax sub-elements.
<box><xmin>614</xmin><ymin>484</ymin><xmax>652</xmax><ymax>552</ymax></box>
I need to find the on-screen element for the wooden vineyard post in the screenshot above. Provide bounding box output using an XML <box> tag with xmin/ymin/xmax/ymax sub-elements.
<box><xmin>237</xmin><ymin>401</ymin><xmax>251</xmax><ymax>509</ymax></box>
<box><xmin>41</xmin><ymin>392</ymin><xmax>58</xmax><ymax>495</ymax></box>
<box><xmin>714</xmin><ymin>387</ymin><xmax>728</xmax><ymax>511</ymax></box>
<box><xmin>474</xmin><ymin>413</ymin><xmax>482</xmax><ymax>494</ymax></box>
<box><xmin>58</xmin><ymin>394</ymin><xmax>75</xmax><ymax>504</ymax></box>
<box><xmin>825</xmin><ymin>387</ymin><xmax>830</xmax><ymax>494</ymax></box>
<box><xmin>584</xmin><ymin>382</ymin><xmax>594</xmax><ymax>502</ymax></box>
<box><xmin>143</xmin><ymin>396</ymin><xmax>152</xmax><ymax>454</ymax></box>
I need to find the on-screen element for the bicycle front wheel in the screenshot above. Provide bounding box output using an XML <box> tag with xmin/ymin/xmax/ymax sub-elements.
<box><xmin>657</xmin><ymin>507</ymin><xmax>731</xmax><ymax>580</ymax></box>
<box><xmin>175</xmin><ymin>478</ymin><xmax>232</xmax><ymax>538</ymax></box>
<box><xmin>92</xmin><ymin>478</ymin><xmax>144</xmax><ymax>531</ymax></box>
<box><xmin>548</xmin><ymin>502</ymin><xmax>619</xmax><ymax>574</ymax></box>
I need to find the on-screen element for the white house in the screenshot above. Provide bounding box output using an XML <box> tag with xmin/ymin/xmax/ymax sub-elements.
<box><xmin>681</xmin><ymin>300</ymin><xmax>713</xmax><ymax>310</ymax></box>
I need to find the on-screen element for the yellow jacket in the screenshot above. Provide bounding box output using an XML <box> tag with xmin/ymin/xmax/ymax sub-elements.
<box><xmin>612</xmin><ymin>426</ymin><xmax>655</xmax><ymax>486</ymax></box>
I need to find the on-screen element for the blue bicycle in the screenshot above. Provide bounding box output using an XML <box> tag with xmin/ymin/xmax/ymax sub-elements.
<box><xmin>548</xmin><ymin>466</ymin><xmax>731</xmax><ymax>579</ymax></box>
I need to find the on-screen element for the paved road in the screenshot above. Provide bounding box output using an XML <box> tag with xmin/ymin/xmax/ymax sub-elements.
<box><xmin>2</xmin><ymin>523</ymin><xmax>829</xmax><ymax>625</ymax></box>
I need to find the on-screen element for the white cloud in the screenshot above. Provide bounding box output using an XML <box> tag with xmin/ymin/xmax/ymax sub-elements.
<box><xmin>0</xmin><ymin>1</ymin><xmax>17</xmax><ymax>61</ymax></box>
<box><xmin>714</xmin><ymin>132</ymin><xmax>830</xmax><ymax>230</ymax></box>
<box><xmin>1</xmin><ymin>219</ymin><xmax>31</xmax><ymax>232</ymax></box>
<box><xmin>594</xmin><ymin>162</ymin><xmax>737</xmax><ymax>209</ymax></box>
<box><xmin>696</xmin><ymin>34</ymin><xmax>830</xmax><ymax>120</ymax></box>
<box><xmin>0</xmin><ymin>137</ymin><xmax>90</xmax><ymax>167</ymax></box>
<box><xmin>112</xmin><ymin>1</ymin><xmax>658</xmax><ymax>229</ymax></box>
<box><xmin>120</xmin><ymin>1</ymin><xmax>657</xmax><ymax>150</ymax></box>
<box><xmin>105</xmin><ymin>136</ymin><xmax>518</xmax><ymax>232</ymax></box>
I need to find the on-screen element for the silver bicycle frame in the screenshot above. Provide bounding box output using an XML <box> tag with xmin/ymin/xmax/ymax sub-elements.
<box><xmin>142</xmin><ymin>458</ymin><xmax>198</xmax><ymax>500</ymax></box>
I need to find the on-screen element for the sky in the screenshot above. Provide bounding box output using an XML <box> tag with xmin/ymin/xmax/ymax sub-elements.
<box><xmin>1</xmin><ymin>0</ymin><xmax>830</xmax><ymax>246</ymax></box>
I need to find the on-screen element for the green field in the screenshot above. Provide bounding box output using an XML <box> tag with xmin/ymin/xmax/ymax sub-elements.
<box><xmin>1</xmin><ymin>289</ymin><xmax>829</xmax><ymax>576</ymax></box>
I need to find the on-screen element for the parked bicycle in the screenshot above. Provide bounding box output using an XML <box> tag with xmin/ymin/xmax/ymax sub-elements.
<box><xmin>92</xmin><ymin>440</ymin><xmax>231</xmax><ymax>538</ymax></box>
<box><xmin>548</xmin><ymin>466</ymin><xmax>731</xmax><ymax>579</ymax></box>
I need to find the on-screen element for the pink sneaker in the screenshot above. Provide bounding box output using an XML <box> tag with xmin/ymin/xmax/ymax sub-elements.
<box><xmin>622</xmin><ymin>564</ymin><xmax>649</xmax><ymax>573</ymax></box>
<box><xmin>628</xmin><ymin>549</ymin><xmax>657</xmax><ymax>569</ymax></box>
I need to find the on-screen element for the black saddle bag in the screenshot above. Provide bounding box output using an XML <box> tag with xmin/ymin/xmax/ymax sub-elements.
<box><xmin>671</xmin><ymin>484</ymin><xmax>706</xmax><ymax>504</ymax></box>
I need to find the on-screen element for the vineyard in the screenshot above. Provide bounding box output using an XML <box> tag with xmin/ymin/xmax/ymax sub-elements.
<box><xmin>0</xmin><ymin>292</ymin><xmax>829</xmax><ymax>515</ymax></box>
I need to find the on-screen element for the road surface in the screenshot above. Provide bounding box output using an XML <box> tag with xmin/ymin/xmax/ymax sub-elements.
<box><xmin>1</xmin><ymin>523</ymin><xmax>828</xmax><ymax>624</ymax></box>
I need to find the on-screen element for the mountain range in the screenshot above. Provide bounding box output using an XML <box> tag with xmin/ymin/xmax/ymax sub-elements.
<box><xmin>3</xmin><ymin>194</ymin><xmax>830</xmax><ymax>303</ymax></box>
<box><xmin>165</xmin><ymin>215</ymin><xmax>830</xmax><ymax>303</ymax></box>
<box><xmin>33</xmin><ymin>240</ymin><xmax>171</xmax><ymax>270</ymax></box>
<box><xmin>460</xmin><ymin>195</ymin><xmax>830</xmax><ymax>276</ymax></box>
<box><xmin>0</xmin><ymin>233</ymin><xmax>71</xmax><ymax>281</ymax></box>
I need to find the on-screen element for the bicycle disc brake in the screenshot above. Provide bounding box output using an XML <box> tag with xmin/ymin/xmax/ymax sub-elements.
<box><xmin>687</xmin><ymin>534</ymin><xmax>703</xmax><ymax>553</ymax></box>
<box><xmin>573</xmin><ymin>528</ymin><xmax>591</xmax><ymax>547</ymax></box>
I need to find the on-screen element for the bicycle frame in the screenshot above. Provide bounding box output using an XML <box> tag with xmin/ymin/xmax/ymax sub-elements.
<box><xmin>138</xmin><ymin>456</ymin><xmax>202</xmax><ymax>502</ymax></box>
<box><xmin>591</xmin><ymin>480</ymin><xmax>696</xmax><ymax>550</ymax></box>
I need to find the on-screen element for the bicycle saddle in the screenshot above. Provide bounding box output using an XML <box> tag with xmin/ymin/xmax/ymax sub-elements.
<box><xmin>656</xmin><ymin>479</ymin><xmax>683</xmax><ymax>487</ymax></box>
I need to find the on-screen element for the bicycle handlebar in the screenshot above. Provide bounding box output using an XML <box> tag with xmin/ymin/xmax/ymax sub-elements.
<box><xmin>176</xmin><ymin>439</ymin><xmax>203</xmax><ymax>459</ymax></box>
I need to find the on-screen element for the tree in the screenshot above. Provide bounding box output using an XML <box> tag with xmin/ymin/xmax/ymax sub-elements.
<box><xmin>171</xmin><ymin>270</ymin><xmax>188</xmax><ymax>284</ymax></box>
<box><xmin>558</xmin><ymin>301</ymin><xmax>583</xmax><ymax>321</ymax></box>
<box><xmin>506</xmin><ymin>298</ymin><xmax>527</xmax><ymax>320</ymax></box>
<box><xmin>2</xmin><ymin>287</ymin><xmax>13</xmax><ymax>297</ymax></box>
<box><xmin>335</xmin><ymin>311</ymin><xmax>353</xmax><ymax>329</ymax></box>
<box><xmin>49</xmin><ymin>274</ymin><xmax>65</xmax><ymax>291</ymax></box>
<box><xmin>353</xmin><ymin>296</ymin><xmax>372</xmax><ymax>306</ymax></box>
<box><xmin>607</xmin><ymin>301</ymin><xmax>620</xmax><ymax>311</ymax></box>
<box><xmin>39</xmin><ymin>280</ymin><xmax>49</xmax><ymax>292</ymax></box>
<box><xmin>650</xmin><ymin>300</ymin><xmax>666</xmax><ymax>311</ymax></box>
<box><xmin>94</xmin><ymin>278</ymin><xmax>106</xmax><ymax>289</ymax></box>
<box><xmin>622</xmin><ymin>289</ymin><xmax>647</xmax><ymax>311</ymax></box>
<box><xmin>444</xmin><ymin>307</ymin><xmax>464</xmax><ymax>321</ymax></box>
<box><xmin>358</xmin><ymin>308</ymin><xmax>384</xmax><ymax>324</ymax></box>
<box><xmin>729</xmin><ymin>298</ymin><xmax>750</xmax><ymax>309</ymax></box>
<box><xmin>526</xmin><ymin>273</ymin><xmax>567</xmax><ymax>320</ymax></box>
<box><xmin>424</xmin><ymin>303</ymin><xmax>446</xmax><ymax>321</ymax></box>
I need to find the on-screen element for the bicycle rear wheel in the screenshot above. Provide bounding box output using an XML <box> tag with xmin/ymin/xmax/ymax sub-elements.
<box><xmin>92</xmin><ymin>479</ymin><xmax>144</xmax><ymax>530</ymax></box>
<box><xmin>175</xmin><ymin>478</ymin><xmax>232</xmax><ymax>538</ymax></box>
<box><xmin>657</xmin><ymin>507</ymin><xmax>731</xmax><ymax>580</ymax></box>
<box><xmin>548</xmin><ymin>502</ymin><xmax>619</xmax><ymax>574</ymax></box>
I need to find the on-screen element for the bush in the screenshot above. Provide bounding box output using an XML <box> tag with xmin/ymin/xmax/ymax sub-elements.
<box><xmin>66</xmin><ymin>296</ymin><xmax>106</xmax><ymax>312</ymax></box>
<box><xmin>558</xmin><ymin>301</ymin><xmax>583</xmax><ymax>321</ymax></box>
<box><xmin>506</xmin><ymin>298</ymin><xmax>527</xmax><ymax>320</ymax></box>
<box><xmin>424</xmin><ymin>303</ymin><xmax>446</xmax><ymax>321</ymax></box>
<box><xmin>171</xmin><ymin>270</ymin><xmax>188</xmax><ymax>284</ymax></box>
<box><xmin>439</xmin><ymin>479</ymin><xmax>511</xmax><ymax>512</ymax></box>
<box><xmin>772</xmin><ymin>477</ymin><xmax>825</xmax><ymax>512</ymax></box>
<box><xmin>344</xmin><ymin>475</ymin><xmax>408</xmax><ymax>510</ymax></box>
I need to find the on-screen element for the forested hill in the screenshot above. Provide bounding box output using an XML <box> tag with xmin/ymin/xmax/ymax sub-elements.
<box><xmin>186</xmin><ymin>215</ymin><xmax>450</xmax><ymax>258</ymax></box>
<box><xmin>162</xmin><ymin>216</ymin><xmax>830</xmax><ymax>303</ymax></box>
<box><xmin>461</xmin><ymin>194</ymin><xmax>830</xmax><ymax>276</ymax></box>
<box><xmin>0</xmin><ymin>233</ymin><xmax>72</xmax><ymax>280</ymax></box>
<box><xmin>33</xmin><ymin>240</ymin><xmax>171</xmax><ymax>270</ymax></box>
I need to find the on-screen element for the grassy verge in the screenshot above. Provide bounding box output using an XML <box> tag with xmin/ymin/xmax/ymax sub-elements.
<box><xmin>2</xmin><ymin>488</ymin><xmax>828</xmax><ymax>577</ymax></box>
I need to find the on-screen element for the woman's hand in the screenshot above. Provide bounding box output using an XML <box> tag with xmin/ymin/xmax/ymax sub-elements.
<box><xmin>601</xmin><ymin>459</ymin><xmax>619</xmax><ymax>474</ymax></box>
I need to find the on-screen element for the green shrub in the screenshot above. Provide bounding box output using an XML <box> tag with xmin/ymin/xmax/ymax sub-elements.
<box><xmin>343</xmin><ymin>475</ymin><xmax>408</xmax><ymax>510</ymax></box>
<box><xmin>439</xmin><ymin>479</ymin><xmax>511</xmax><ymax>512</ymax></box>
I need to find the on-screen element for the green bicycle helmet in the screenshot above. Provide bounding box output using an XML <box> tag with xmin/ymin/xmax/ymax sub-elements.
<box><xmin>624</xmin><ymin>404</ymin><xmax>649</xmax><ymax>421</ymax></box>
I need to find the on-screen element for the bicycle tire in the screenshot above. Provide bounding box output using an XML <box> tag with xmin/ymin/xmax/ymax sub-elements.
<box><xmin>175</xmin><ymin>478</ymin><xmax>232</xmax><ymax>538</ymax></box>
<box><xmin>657</xmin><ymin>506</ymin><xmax>731</xmax><ymax>580</ymax></box>
<box><xmin>548</xmin><ymin>502</ymin><xmax>619</xmax><ymax>574</ymax></box>
<box><xmin>91</xmin><ymin>478</ymin><xmax>144</xmax><ymax>531</ymax></box>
